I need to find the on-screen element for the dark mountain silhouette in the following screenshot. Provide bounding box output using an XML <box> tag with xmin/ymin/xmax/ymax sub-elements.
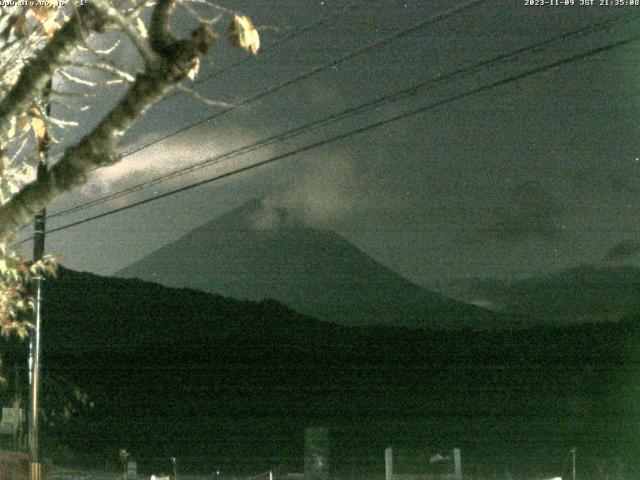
<box><xmin>430</xmin><ymin>264</ymin><xmax>640</xmax><ymax>324</ymax></box>
<box><xmin>116</xmin><ymin>199</ymin><xmax>516</xmax><ymax>330</ymax></box>
<box><xmin>0</xmin><ymin>268</ymin><xmax>637</xmax><ymax>478</ymax></box>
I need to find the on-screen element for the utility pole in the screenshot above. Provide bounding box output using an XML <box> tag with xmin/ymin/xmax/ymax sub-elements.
<box><xmin>28</xmin><ymin>152</ymin><xmax>46</xmax><ymax>480</ymax></box>
<box><xmin>29</xmin><ymin>82</ymin><xmax>51</xmax><ymax>480</ymax></box>
<box><xmin>571</xmin><ymin>447</ymin><xmax>576</xmax><ymax>480</ymax></box>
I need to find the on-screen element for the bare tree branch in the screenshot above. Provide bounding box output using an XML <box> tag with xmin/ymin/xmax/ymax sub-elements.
<box><xmin>88</xmin><ymin>0</ymin><xmax>158</xmax><ymax>67</ymax></box>
<box><xmin>0</xmin><ymin>1</ymin><xmax>259</xmax><ymax>335</ymax></box>
<box><xmin>150</xmin><ymin>0</ymin><xmax>177</xmax><ymax>53</ymax></box>
<box><xmin>177</xmin><ymin>83</ymin><xmax>232</xmax><ymax>107</ymax></box>
<box><xmin>0</xmin><ymin>9</ymin><xmax>87</xmax><ymax>136</ymax></box>
<box><xmin>0</xmin><ymin>0</ymin><xmax>219</xmax><ymax>239</ymax></box>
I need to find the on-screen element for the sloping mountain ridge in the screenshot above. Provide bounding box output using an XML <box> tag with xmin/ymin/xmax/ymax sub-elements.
<box><xmin>430</xmin><ymin>264</ymin><xmax>640</xmax><ymax>324</ymax></box>
<box><xmin>116</xmin><ymin>199</ymin><xmax>517</xmax><ymax>330</ymax></box>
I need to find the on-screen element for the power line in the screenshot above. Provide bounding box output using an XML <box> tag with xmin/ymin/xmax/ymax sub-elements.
<box><xmin>171</xmin><ymin>0</ymin><xmax>376</xmax><ymax>92</ymax></box>
<box><xmin>14</xmin><ymin>0</ymin><xmax>485</xmax><ymax>234</ymax></box>
<box><xmin>163</xmin><ymin>0</ymin><xmax>380</xmax><ymax>95</ymax></box>
<box><xmin>19</xmin><ymin>32</ymin><xmax>640</xmax><ymax>243</ymax></box>
<box><xmin>46</xmin><ymin>11</ymin><xmax>639</xmax><ymax>221</ymax></box>
<box><xmin>32</xmin><ymin>0</ymin><xmax>485</xmax><ymax>226</ymax></box>
<box><xmin>47</xmin><ymin>0</ymin><xmax>378</xmax><ymax>159</ymax></box>
<box><xmin>86</xmin><ymin>0</ymin><xmax>486</xmax><ymax>162</ymax></box>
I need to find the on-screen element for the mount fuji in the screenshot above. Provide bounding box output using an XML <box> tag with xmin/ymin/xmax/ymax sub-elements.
<box><xmin>116</xmin><ymin>199</ymin><xmax>517</xmax><ymax>329</ymax></box>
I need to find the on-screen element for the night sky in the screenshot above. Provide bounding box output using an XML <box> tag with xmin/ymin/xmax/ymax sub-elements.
<box><xmin>22</xmin><ymin>0</ymin><xmax>640</xmax><ymax>285</ymax></box>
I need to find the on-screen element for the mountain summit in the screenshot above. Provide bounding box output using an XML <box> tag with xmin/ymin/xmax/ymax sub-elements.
<box><xmin>117</xmin><ymin>199</ymin><xmax>512</xmax><ymax>329</ymax></box>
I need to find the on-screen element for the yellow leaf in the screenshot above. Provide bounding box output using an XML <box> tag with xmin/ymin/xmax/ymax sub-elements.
<box><xmin>136</xmin><ymin>17</ymin><xmax>148</xmax><ymax>39</ymax></box>
<box><xmin>6</xmin><ymin>118</ymin><xmax>16</xmax><ymax>140</ymax></box>
<box><xmin>187</xmin><ymin>57</ymin><xmax>200</xmax><ymax>81</ymax></box>
<box><xmin>30</xmin><ymin>6</ymin><xmax>54</xmax><ymax>23</ymax></box>
<box><xmin>228</xmin><ymin>13</ymin><xmax>260</xmax><ymax>55</ymax></box>
<box><xmin>11</xmin><ymin>14</ymin><xmax>27</xmax><ymax>38</ymax></box>
<box><xmin>19</xmin><ymin>109</ymin><xmax>48</xmax><ymax>141</ymax></box>
<box><xmin>31</xmin><ymin>116</ymin><xmax>47</xmax><ymax>142</ymax></box>
<box><xmin>30</xmin><ymin>5</ymin><xmax>59</xmax><ymax>37</ymax></box>
<box><xmin>18</xmin><ymin>115</ymin><xmax>30</xmax><ymax>134</ymax></box>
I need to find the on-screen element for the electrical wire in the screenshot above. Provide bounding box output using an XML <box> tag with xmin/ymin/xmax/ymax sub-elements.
<box><xmin>45</xmin><ymin>11</ymin><xmax>640</xmax><ymax>221</ymax></box>
<box><xmin>12</xmin><ymin>0</ymin><xmax>485</xmax><ymax>235</ymax></box>
<box><xmin>47</xmin><ymin>0</ymin><xmax>379</xmax><ymax>159</ymax></box>
<box><xmin>17</xmin><ymin>32</ymin><xmax>640</xmax><ymax>243</ymax></box>
<box><xmin>71</xmin><ymin>0</ymin><xmax>486</xmax><ymax>164</ymax></box>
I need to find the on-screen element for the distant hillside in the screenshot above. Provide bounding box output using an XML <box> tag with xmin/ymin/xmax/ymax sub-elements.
<box><xmin>429</xmin><ymin>264</ymin><xmax>640</xmax><ymax>324</ymax></box>
<box><xmin>116</xmin><ymin>199</ymin><xmax>517</xmax><ymax>330</ymax></box>
<box><xmin>0</xmin><ymin>267</ymin><xmax>634</xmax><ymax>478</ymax></box>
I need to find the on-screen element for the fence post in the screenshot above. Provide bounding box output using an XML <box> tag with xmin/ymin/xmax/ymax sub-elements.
<box><xmin>453</xmin><ymin>448</ymin><xmax>462</xmax><ymax>480</ymax></box>
<box><xmin>385</xmin><ymin>447</ymin><xmax>393</xmax><ymax>480</ymax></box>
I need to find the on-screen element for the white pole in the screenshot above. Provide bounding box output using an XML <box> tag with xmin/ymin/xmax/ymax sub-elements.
<box><xmin>385</xmin><ymin>447</ymin><xmax>393</xmax><ymax>480</ymax></box>
<box><xmin>453</xmin><ymin>448</ymin><xmax>462</xmax><ymax>480</ymax></box>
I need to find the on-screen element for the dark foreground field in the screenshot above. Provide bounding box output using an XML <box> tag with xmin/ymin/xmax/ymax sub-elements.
<box><xmin>2</xmin><ymin>268</ymin><xmax>639</xmax><ymax>480</ymax></box>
